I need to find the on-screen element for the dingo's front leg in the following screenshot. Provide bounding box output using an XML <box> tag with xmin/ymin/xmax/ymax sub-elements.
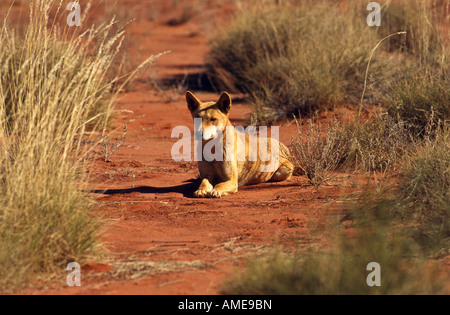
<box><xmin>209</xmin><ymin>180</ymin><xmax>238</xmax><ymax>198</ymax></box>
<box><xmin>194</xmin><ymin>178</ymin><xmax>214</xmax><ymax>198</ymax></box>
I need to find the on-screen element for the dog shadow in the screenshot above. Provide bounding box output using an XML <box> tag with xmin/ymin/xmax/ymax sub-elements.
<box><xmin>88</xmin><ymin>178</ymin><xmax>201</xmax><ymax>198</ymax></box>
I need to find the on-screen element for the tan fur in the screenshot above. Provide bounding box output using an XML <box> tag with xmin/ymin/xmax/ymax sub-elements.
<box><xmin>186</xmin><ymin>91</ymin><xmax>294</xmax><ymax>198</ymax></box>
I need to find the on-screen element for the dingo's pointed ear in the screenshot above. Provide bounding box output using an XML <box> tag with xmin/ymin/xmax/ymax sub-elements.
<box><xmin>186</xmin><ymin>91</ymin><xmax>201</xmax><ymax>113</ymax></box>
<box><xmin>217</xmin><ymin>92</ymin><xmax>231</xmax><ymax>115</ymax></box>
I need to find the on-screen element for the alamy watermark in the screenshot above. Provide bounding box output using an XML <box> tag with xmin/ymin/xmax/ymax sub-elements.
<box><xmin>367</xmin><ymin>2</ymin><xmax>381</xmax><ymax>27</ymax></box>
<box><xmin>65</xmin><ymin>2</ymin><xmax>383</xmax><ymax>28</ymax></box>
<box><xmin>66</xmin><ymin>262</ymin><xmax>81</xmax><ymax>287</ymax></box>
<box><xmin>366</xmin><ymin>262</ymin><xmax>381</xmax><ymax>287</ymax></box>
<box><xmin>171</xmin><ymin>120</ymin><xmax>281</xmax><ymax>173</ymax></box>
<box><xmin>66</xmin><ymin>2</ymin><xmax>81</xmax><ymax>27</ymax></box>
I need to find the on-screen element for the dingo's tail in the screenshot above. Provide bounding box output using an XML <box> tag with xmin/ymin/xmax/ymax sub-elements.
<box><xmin>293</xmin><ymin>164</ymin><xmax>305</xmax><ymax>176</ymax></box>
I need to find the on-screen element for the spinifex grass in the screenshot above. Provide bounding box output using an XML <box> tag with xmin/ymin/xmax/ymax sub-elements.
<box><xmin>0</xmin><ymin>0</ymin><xmax>160</xmax><ymax>290</ymax></box>
<box><xmin>207</xmin><ymin>0</ymin><xmax>389</xmax><ymax>123</ymax></box>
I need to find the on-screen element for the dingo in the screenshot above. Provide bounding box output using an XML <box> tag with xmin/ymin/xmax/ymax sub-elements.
<box><xmin>186</xmin><ymin>91</ymin><xmax>295</xmax><ymax>198</ymax></box>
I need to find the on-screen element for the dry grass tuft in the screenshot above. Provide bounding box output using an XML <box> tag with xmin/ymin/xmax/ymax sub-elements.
<box><xmin>0</xmin><ymin>0</ymin><xmax>161</xmax><ymax>290</ymax></box>
<box><xmin>289</xmin><ymin>116</ymin><xmax>349</xmax><ymax>188</ymax></box>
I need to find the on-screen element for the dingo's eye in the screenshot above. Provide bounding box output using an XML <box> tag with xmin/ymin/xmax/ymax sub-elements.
<box><xmin>210</xmin><ymin>117</ymin><xmax>217</xmax><ymax>122</ymax></box>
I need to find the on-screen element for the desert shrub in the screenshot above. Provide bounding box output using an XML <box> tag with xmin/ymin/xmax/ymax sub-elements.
<box><xmin>0</xmin><ymin>0</ymin><xmax>159</xmax><ymax>290</ymax></box>
<box><xmin>346</xmin><ymin>115</ymin><xmax>411</xmax><ymax>173</ymax></box>
<box><xmin>289</xmin><ymin>117</ymin><xmax>350</xmax><ymax>187</ymax></box>
<box><xmin>207</xmin><ymin>1</ymin><xmax>387</xmax><ymax>123</ymax></box>
<box><xmin>290</xmin><ymin>114</ymin><xmax>414</xmax><ymax>187</ymax></box>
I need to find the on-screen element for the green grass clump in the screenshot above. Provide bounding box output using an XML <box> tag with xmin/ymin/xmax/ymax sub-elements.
<box><xmin>385</xmin><ymin>65</ymin><xmax>450</xmax><ymax>132</ymax></box>
<box><xmin>381</xmin><ymin>0</ymin><xmax>449</xmax><ymax>131</ymax></box>
<box><xmin>380</xmin><ymin>0</ymin><xmax>445</xmax><ymax>58</ymax></box>
<box><xmin>208</xmin><ymin>0</ymin><xmax>449</xmax><ymax>124</ymax></box>
<box><xmin>290</xmin><ymin>114</ymin><xmax>412</xmax><ymax>188</ymax></box>
<box><xmin>398</xmin><ymin>134</ymin><xmax>450</xmax><ymax>251</ymax></box>
<box><xmin>207</xmin><ymin>0</ymin><xmax>386</xmax><ymax>123</ymax></box>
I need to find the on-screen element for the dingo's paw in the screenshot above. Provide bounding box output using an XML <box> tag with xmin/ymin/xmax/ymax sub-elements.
<box><xmin>208</xmin><ymin>189</ymin><xmax>222</xmax><ymax>198</ymax></box>
<box><xmin>194</xmin><ymin>190</ymin><xmax>209</xmax><ymax>198</ymax></box>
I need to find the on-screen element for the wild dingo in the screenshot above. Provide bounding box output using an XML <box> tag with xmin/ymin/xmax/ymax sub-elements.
<box><xmin>186</xmin><ymin>91</ymin><xmax>295</xmax><ymax>198</ymax></box>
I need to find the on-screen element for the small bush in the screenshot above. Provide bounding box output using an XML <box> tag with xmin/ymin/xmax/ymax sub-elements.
<box><xmin>290</xmin><ymin>114</ymin><xmax>414</xmax><ymax>187</ymax></box>
<box><xmin>381</xmin><ymin>0</ymin><xmax>449</xmax><ymax>132</ymax></box>
<box><xmin>347</xmin><ymin>115</ymin><xmax>411</xmax><ymax>173</ymax></box>
<box><xmin>289</xmin><ymin>117</ymin><xmax>350</xmax><ymax>187</ymax></box>
<box><xmin>385</xmin><ymin>66</ymin><xmax>450</xmax><ymax>132</ymax></box>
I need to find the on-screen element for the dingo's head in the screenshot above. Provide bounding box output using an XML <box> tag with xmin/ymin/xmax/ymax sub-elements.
<box><xmin>186</xmin><ymin>91</ymin><xmax>231</xmax><ymax>141</ymax></box>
